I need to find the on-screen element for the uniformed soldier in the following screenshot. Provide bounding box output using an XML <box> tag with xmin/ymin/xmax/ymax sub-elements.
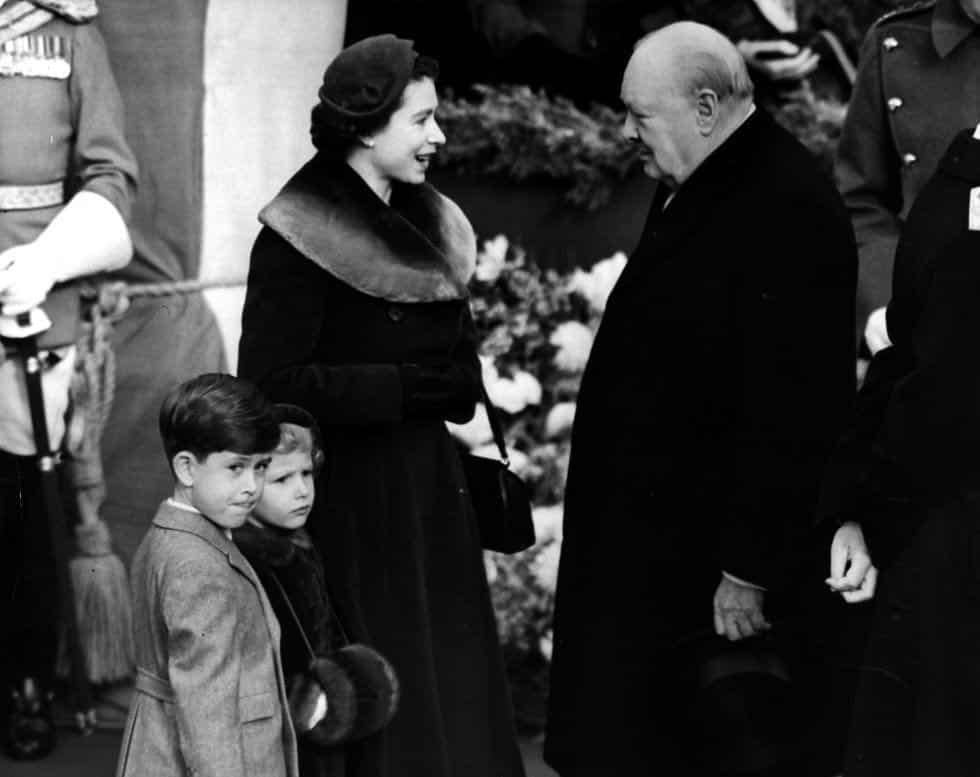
<box><xmin>836</xmin><ymin>0</ymin><xmax>980</xmax><ymax>352</ymax></box>
<box><xmin>0</xmin><ymin>0</ymin><xmax>137</xmax><ymax>761</ymax></box>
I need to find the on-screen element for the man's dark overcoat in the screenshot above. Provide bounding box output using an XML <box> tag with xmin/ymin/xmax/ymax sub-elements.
<box><xmin>238</xmin><ymin>157</ymin><xmax>525</xmax><ymax>777</ymax></box>
<box><xmin>544</xmin><ymin>109</ymin><xmax>857</xmax><ymax>775</ymax></box>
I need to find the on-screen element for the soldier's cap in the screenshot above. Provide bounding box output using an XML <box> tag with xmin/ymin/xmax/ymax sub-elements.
<box><xmin>316</xmin><ymin>34</ymin><xmax>418</xmax><ymax>138</ymax></box>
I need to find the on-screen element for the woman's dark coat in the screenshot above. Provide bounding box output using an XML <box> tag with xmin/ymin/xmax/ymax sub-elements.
<box><xmin>238</xmin><ymin>157</ymin><xmax>524</xmax><ymax>777</ymax></box>
<box><xmin>544</xmin><ymin>110</ymin><xmax>858</xmax><ymax>775</ymax></box>
<box><xmin>824</xmin><ymin>129</ymin><xmax>980</xmax><ymax>777</ymax></box>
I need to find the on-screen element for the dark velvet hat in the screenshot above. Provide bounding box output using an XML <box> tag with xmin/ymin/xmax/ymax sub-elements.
<box><xmin>315</xmin><ymin>34</ymin><xmax>418</xmax><ymax>138</ymax></box>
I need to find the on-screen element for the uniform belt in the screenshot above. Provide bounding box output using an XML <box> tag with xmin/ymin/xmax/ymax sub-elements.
<box><xmin>0</xmin><ymin>181</ymin><xmax>64</xmax><ymax>211</ymax></box>
<box><xmin>134</xmin><ymin>667</ymin><xmax>176</xmax><ymax>703</ymax></box>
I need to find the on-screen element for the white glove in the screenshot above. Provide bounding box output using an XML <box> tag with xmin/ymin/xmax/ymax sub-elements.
<box><xmin>0</xmin><ymin>242</ymin><xmax>57</xmax><ymax>316</ymax></box>
<box><xmin>864</xmin><ymin>306</ymin><xmax>891</xmax><ymax>356</ymax></box>
<box><xmin>0</xmin><ymin>191</ymin><xmax>132</xmax><ymax>317</ymax></box>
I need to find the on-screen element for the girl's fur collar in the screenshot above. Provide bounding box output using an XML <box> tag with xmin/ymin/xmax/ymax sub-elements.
<box><xmin>259</xmin><ymin>155</ymin><xmax>476</xmax><ymax>303</ymax></box>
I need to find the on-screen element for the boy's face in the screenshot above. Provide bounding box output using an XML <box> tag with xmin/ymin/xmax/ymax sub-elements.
<box><xmin>252</xmin><ymin>449</ymin><xmax>315</xmax><ymax>530</ymax></box>
<box><xmin>178</xmin><ymin>450</ymin><xmax>271</xmax><ymax>529</ymax></box>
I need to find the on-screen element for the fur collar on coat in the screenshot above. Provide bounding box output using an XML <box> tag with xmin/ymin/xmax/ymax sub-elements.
<box><xmin>259</xmin><ymin>155</ymin><xmax>476</xmax><ymax>303</ymax></box>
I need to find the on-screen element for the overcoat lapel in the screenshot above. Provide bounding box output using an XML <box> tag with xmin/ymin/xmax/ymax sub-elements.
<box><xmin>642</xmin><ymin>110</ymin><xmax>765</xmax><ymax>268</ymax></box>
<box><xmin>152</xmin><ymin>504</ymin><xmax>282</xmax><ymax>644</ymax></box>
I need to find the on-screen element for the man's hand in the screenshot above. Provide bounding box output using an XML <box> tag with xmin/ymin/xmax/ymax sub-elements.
<box><xmin>864</xmin><ymin>306</ymin><xmax>891</xmax><ymax>356</ymax></box>
<box><xmin>736</xmin><ymin>39</ymin><xmax>820</xmax><ymax>81</ymax></box>
<box><xmin>713</xmin><ymin>575</ymin><xmax>771</xmax><ymax>642</ymax></box>
<box><xmin>826</xmin><ymin>521</ymin><xmax>877</xmax><ymax>603</ymax></box>
<box><xmin>0</xmin><ymin>243</ymin><xmax>56</xmax><ymax>316</ymax></box>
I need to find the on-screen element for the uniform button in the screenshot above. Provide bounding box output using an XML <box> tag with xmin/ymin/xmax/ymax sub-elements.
<box><xmin>887</xmin><ymin>97</ymin><xmax>904</xmax><ymax>112</ymax></box>
<box><xmin>902</xmin><ymin>152</ymin><xmax>918</xmax><ymax>166</ymax></box>
<box><xmin>882</xmin><ymin>36</ymin><xmax>899</xmax><ymax>51</ymax></box>
<box><xmin>386</xmin><ymin>305</ymin><xmax>404</xmax><ymax>323</ymax></box>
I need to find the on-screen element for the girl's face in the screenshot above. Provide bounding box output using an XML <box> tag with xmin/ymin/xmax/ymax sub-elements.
<box><xmin>363</xmin><ymin>77</ymin><xmax>445</xmax><ymax>186</ymax></box>
<box><xmin>252</xmin><ymin>449</ymin><xmax>315</xmax><ymax>530</ymax></box>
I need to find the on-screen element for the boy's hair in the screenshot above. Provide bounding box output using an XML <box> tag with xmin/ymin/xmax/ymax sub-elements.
<box><xmin>159</xmin><ymin>373</ymin><xmax>280</xmax><ymax>465</ymax></box>
<box><xmin>272</xmin><ymin>403</ymin><xmax>326</xmax><ymax>471</ymax></box>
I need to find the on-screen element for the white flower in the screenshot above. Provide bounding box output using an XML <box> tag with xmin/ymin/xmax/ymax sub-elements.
<box><xmin>487</xmin><ymin>376</ymin><xmax>529</xmax><ymax>414</ymax></box>
<box><xmin>486</xmin><ymin>369</ymin><xmax>541</xmax><ymax>414</ymax></box>
<box><xmin>567</xmin><ymin>251</ymin><xmax>627</xmax><ymax>313</ymax></box>
<box><xmin>483</xmin><ymin>553</ymin><xmax>498</xmax><ymax>585</ymax></box>
<box><xmin>446</xmin><ymin>403</ymin><xmax>493</xmax><ymax>449</ymax></box>
<box><xmin>539</xmin><ymin>630</ymin><xmax>554</xmax><ymax>661</ymax></box>
<box><xmin>532</xmin><ymin>503</ymin><xmax>564</xmax><ymax>543</ymax></box>
<box><xmin>544</xmin><ymin>402</ymin><xmax>576</xmax><ymax>439</ymax></box>
<box><xmin>480</xmin><ymin>354</ymin><xmax>499</xmax><ymax>385</ymax></box>
<box><xmin>550</xmin><ymin>321</ymin><xmax>594</xmax><ymax>372</ymax></box>
<box><xmin>474</xmin><ymin>234</ymin><xmax>509</xmax><ymax>283</ymax></box>
<box><xmin>531</xmin><ymin>540</ymin><xmax>562</xmax><ymax>593</ymax></box>
<box><xmin>512</xmin><ymin>370</ymin><xmax>542</xmax><ymax>405</ymax></box>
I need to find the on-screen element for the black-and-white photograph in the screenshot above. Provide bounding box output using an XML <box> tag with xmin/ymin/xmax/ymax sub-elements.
<box><xmin>2</xmin><ymin>1</ymin><xmax>978</xmax><ymax>776</ymax></box>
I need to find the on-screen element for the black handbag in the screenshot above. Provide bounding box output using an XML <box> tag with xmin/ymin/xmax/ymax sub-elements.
<box><xmin>266</xmin><ymin>571</ymin><xmax>400</xmax><ymax>749</ymax></box>
<box><xmin>462</xmin><ymin>384</ymin><xmax>536</xmax><ymax>554</ymax></box>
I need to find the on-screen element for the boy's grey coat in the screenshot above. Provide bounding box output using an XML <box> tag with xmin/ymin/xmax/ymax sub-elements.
<box><xmin>116</xmin><ymin>501</ymin><xmax>299</xmax><ymax>777</ymax></box>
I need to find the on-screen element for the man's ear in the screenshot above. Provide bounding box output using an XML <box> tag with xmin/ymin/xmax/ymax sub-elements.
<box><xmin>694</xmin><ymin>89</ymin><xmax>721</xmax><ymax>135</ymax></box>
<box><xmin>172</xmin><ymin>451</ymin><xmax>197</xmax><ymax>488</ymax></box>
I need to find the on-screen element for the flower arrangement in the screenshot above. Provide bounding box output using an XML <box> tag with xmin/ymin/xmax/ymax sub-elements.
<box><xmin>434</xmin><ymin>84</ymin><xmax>642</xmax><ymax>211</ymax></box>
<box><xmin>435</xmin><ymin>82</ymin><xmax>846</xmax><ymax>211</ymax></box>
<box><xmin>448</xmin><ymin>236</ymin><xmax>627</xmax><ymax>730</ymax></box>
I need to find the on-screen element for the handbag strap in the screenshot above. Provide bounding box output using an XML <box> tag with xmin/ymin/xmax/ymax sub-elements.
<box><xmin>266</xmin><ymin>563</ymin><xmax>353</xmax><ymax>652</ymax></box>
<box><xmin>266</xmin><ymin>570</ymin><xmax>318</xmax><ymax>667</ymax></box>
<box><xmin>478</xmin><ymin>382</ymin><xmax>510</xmax><ymax>466</ymax></box>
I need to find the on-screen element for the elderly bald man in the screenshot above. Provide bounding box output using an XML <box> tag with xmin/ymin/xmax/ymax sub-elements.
<box><xmin>545</xmin><ymin>22</ymin><xmax>858</xmax><ymax>776</ymax></box>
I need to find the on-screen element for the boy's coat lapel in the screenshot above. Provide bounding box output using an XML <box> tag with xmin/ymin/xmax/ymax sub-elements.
<box><xmin>152</xmin><ymin>503</ymin><xmax>283</xmax><ymax>647</ymax></box>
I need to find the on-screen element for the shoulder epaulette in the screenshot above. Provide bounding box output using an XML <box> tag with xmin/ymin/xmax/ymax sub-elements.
<box><xmin>873</xmin><ymin>0</ymin><xmax>935</xmax><ymax>28</ymax></box>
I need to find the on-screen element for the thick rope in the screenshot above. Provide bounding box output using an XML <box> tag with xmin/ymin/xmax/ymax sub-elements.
<box><xmin>120</xmin><ymin>277</ymin><xmax>246</xmax><ymax>298</ymax></box>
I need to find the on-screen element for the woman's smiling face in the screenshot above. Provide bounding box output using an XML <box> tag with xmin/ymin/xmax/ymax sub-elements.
<box><xmin>363</xmin><ymin>77</ymin><xmax>445</xmax><ymax>186</ymax></box>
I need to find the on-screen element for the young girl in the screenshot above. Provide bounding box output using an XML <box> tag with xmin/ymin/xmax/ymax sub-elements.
<box><xmin>233</xmin><ymin>404</ymin><xmax>344</xmax><ymax>777</ymax></box>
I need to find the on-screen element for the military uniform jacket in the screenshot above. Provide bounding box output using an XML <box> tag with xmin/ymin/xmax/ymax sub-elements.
<box><xmin>835</xmin><ymin>0</ymin><xmax>980</xmax><ymax>328</ymax></box>
<box><xmin>117</xmin><ymin>501</ymin><xmax>299</xmax><ymax>777</ymax></box>
<box><xmin>0</xmin><ymin>10</ymin><xmax>137</xmax><ymax>253</ymax></box>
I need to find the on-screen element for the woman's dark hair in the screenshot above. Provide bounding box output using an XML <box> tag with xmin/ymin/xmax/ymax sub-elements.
<box><xmin>310</xmin><ymin>55</ymin><xmax>440</xmax><ymax>159</ymax></box>
<box><xmin>158</xmin><ymin>372</ymin><xmax>280</xmax><ymax>466</ymax></box>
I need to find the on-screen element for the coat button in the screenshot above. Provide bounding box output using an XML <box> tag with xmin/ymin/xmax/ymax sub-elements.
<box><xmin>882</xmin><ymin>36</ymin><xmax>899</xmax><ymax>51</ymax></box>
<box><xmin>887</xmin><ymin>97</ymin><xmax>904</xmax><ymax>112</ymax></box>
<box><xmin>386</xmin><ymin>305</ymin><xmax>404</xmax><ymax>323</ymax></box>
<box><xmin>902</xmin><ymin>152</ymin><xmax>918</xmax><ymax>166</ymax></box>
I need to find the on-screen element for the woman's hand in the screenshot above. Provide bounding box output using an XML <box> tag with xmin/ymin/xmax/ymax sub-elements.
<box><xmin>736</xmin><ymin>39</ymin><xmax>820</xmax><ymax>82</ymax></box>
<box><xmin>399</xmin><ymin>363</ymin><xmax>478</xmax><ymax>423</ymax></box>
<box><xmin>826</xmin><ymin>521</ymin><xmax>877</xmax><ymax>603</ymax></box>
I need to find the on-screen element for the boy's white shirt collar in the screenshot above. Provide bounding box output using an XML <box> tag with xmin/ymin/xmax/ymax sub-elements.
<box><xmin>167</xmin><ymin>497</ymin><xmax>201</xmax><ymax>514</ymax></box>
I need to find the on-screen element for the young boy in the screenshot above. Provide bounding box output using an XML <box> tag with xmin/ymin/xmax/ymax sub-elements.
<box><xmin>115</xmin><ymin>373</ymin><xmax>298</xmax><ymax>777</ymax></box>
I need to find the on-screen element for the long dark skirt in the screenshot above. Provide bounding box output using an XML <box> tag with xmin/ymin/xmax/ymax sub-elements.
<box><xmin>847</xmin><ymin>498</ymin><xmax>980</xmax><ymax>777</ymax></box>
<box><xmin>309</xmin><ymin>420</ymin><xmax>524</xmax><ymax>777</ymax></box>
